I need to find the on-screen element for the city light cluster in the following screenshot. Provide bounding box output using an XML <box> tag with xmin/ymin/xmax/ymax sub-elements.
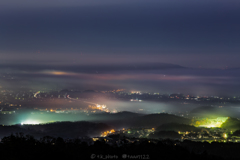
<box><xmin>21</xmin><ymin>120</ymin><xmax>40</xmax><ymax>125</ymax></box>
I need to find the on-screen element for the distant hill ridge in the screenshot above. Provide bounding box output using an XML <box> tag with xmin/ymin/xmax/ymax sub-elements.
<box><xmin>131</xmin><ymin>113</ymin><xmax>191</xmax><ymax>128</ymax></box>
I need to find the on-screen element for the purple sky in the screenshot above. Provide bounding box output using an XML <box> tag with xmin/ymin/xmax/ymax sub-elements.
<box><xmin>0</xmin><ymin>0</ymin><xmax>240</xmax><ymax>95</ymax></box>
<box><xmin>1</xmin><ymin>0</ymin><xmax>240</xmax><ymax>68</ymax></box>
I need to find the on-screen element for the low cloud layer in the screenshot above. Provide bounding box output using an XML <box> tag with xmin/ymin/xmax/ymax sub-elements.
<box><xmin>0</xmin><ymin>63</ymin><xmax>239</xmax><ymax>96</ymax></box>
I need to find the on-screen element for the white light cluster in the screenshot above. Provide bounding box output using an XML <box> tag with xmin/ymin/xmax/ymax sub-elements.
<box><xmin>21</xmin><ymin>120</ymin><xmax>40</xmax><ymax>125</ymax></box>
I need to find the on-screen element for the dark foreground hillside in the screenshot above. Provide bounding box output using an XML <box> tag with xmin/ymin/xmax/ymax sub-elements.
<box><xmin>0</xmin><ymin>133</ymin><xmax>225</xmax><ymax>160</ymax></box>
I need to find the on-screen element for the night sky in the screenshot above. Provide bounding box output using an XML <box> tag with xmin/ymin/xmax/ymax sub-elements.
<box><xmin>1</xmin><ymin>0</ymin><xmax>240</xmax><ymax>95</ymax></box>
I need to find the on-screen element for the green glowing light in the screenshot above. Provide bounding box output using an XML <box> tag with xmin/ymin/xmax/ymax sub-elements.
<box><xmin>195</xmin><ymin>117</ymin><xmax>228</xmax><ymax>128</ymax></box>
<box><xmin>224</xmin><ymin>133</ymin><xmax>227</xmax><ymax>138</ymax></box>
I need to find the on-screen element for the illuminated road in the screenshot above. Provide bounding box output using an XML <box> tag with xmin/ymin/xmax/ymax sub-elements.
<box><xmin>34</xmin><ymin>91</ymin><xmax>40</xmax><ymax>98</ymax></box>
<box><xmin>67</xmin><ymin>95</ymin><xmax>98</xmax><ymax>105</ymax></box>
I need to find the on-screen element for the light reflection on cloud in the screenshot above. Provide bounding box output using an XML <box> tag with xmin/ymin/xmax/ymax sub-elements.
<box><xmin>32</xmin><ymin>70</ymin><xmax>232</xmax><ymax>84</ymax></box>
<box><xmin>39</xmin><ymin>70</ymin><xmax>79</xmax><ymax>76</ymax></box>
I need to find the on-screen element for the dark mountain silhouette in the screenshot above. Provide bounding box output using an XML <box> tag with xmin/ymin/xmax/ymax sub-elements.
<box><xmin>0</xmin><ymin>121</ymin><xmax>111</xmax><ymax>139</ymax></box>
<box><xmin>155</xmin><ymin>123</ymin><xmax>200</xmax><ymax>132</ymax></box>
<box><xmin>131</xmin><ymin>113</ymin><xmax>191</xmax><ymax>128</ymax></box>
<box><xmin>221</xmin><ymin>117</ymin><xmax>240</xmax><ymax>131</ymax></box>
<box><xmin>90</xmin><ymin>112</ymin><xmax>190</xmax><ymax>128</ymax></box>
